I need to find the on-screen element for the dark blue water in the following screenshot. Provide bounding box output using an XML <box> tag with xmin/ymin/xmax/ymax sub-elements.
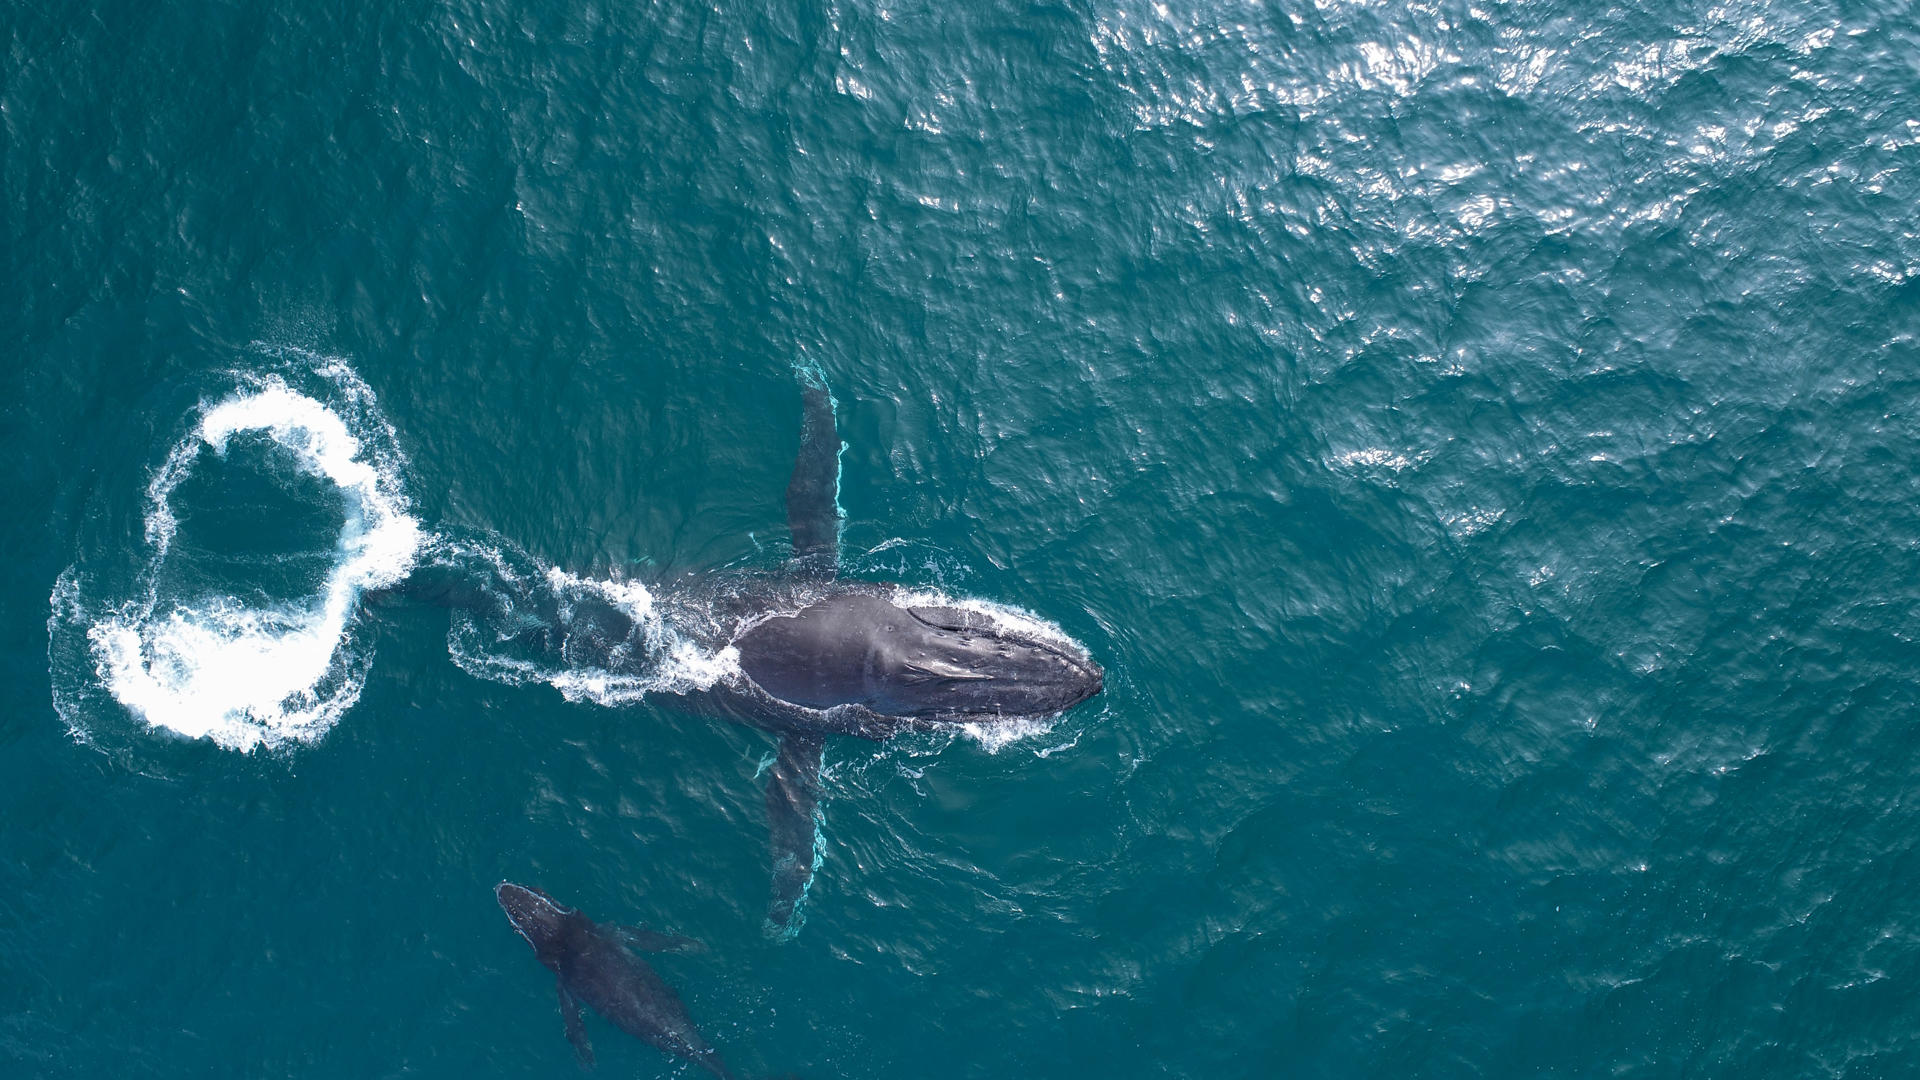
<box><xmin>9</xmin><ymin>0</ymin><xmax>1920</xmax><ymax>1075</ymax></box>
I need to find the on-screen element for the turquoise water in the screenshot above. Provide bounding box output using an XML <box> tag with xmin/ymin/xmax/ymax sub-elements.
<box><xmin>9</xmin><ymin>0</ymin><xmax>1920</xmax><ymax>1075</ymax></box>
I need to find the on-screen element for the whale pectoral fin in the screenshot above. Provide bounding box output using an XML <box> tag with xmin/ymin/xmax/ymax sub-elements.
<box><xmin>557</xmin><ymin>978</ymin><xmax>593</xmax><ymax>1067</ymax></box>
<box><xmin>613</xmin><ymin>926</ymin><xmax>704</xmax><ymax>954</ymax></box>
<box><xmin>764</xmin><ymin>730</ymin><xmax>827</xmax><ymax>940</ymax></box>
<box><xmin>785</xmin><ymin>380</ymin><xmax>843</xmax><ymax>572</ymax></box>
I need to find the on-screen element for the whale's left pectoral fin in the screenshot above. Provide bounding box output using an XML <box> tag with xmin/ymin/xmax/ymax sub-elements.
<box><xmin>764</xmin><ymin>730</ymin><xmax>826</xmax><ymax>940</ymax></box>
<box><xmin>613</xmin><ymin>926</ymin><xmax>704</xmax><ymax>954</ymax></box>
<box><xmin>786</xmin><ymin>380</ymin><xmax>843</xmax><ymax>573</ymax></box>
<box><xmin>557</xmin><ymin>977</ymin><xmax>593</xmax><ymax>1067</ymax></box>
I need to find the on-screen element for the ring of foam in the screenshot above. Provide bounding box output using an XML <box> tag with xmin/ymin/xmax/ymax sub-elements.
<box><xmin>80</xmin><ymin>372</ymin><xmax>421</xmax><ymax>752</ymax></box>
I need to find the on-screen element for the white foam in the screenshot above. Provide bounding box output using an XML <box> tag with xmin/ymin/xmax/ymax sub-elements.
<box><xmin>959</xmin><ymin>714</ymin><xmax>1062</xmax><ymax>754</ymax></box>
<box><xmin>442</xmin><ymin>549</ymin><xmax>741</xmax><ymax>708</ymax></box>
<box><xmin>545</xmin><ymin>566</ymin><xmax>657</xmax><ymax>624</ymax></box>
<box><xmin>65</xmin><ymin>361</ymin><xmax>421</xmax><ymax>752</ymax></box>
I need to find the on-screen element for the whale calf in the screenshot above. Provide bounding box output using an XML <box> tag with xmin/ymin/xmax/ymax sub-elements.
<box><xmin>495</xmin><ymin>882</ymin><xmax>731</xmax><ymax>1077</ymax></box>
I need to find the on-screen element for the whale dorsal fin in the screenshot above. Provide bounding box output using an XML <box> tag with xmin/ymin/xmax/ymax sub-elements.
<box><xmin>786</xmin><ymin>378</ymin><xmax>844</xmax><ymax>575</ymax></box>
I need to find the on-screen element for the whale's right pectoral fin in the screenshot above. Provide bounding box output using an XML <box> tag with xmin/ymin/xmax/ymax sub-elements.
<box><xmin>764</xmin><ymin>730</ymin><xmax>826</xmax><ymax>940</ymax></box>
<box><xmin>557</xmin><ymin>977</ymin><xmax>593</xmax><ymax>1066</ymax></box>
<box><xmin>785</xmin><ymin>379</ymin><xmax>843</xmax><ymax>573</ymax></box>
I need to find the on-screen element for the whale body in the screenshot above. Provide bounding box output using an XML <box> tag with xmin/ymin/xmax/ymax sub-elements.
<box><xmin>408</xmin><ymin>380</ymin><xmax>1104</xmax><ymax>937</ymax></box>
<box><xmin>665</xmin><ymin>381</ymin><xmax>1103</xmax><ymax>935</ymax></box>
<box><xmin>495</xmin><ymin>882</ymin><xmax>731</xmax><ymax>1077</ymax></box>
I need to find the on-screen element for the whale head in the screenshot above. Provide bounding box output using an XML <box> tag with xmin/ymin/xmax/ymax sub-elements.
<box><xmin>870</xmin><ymin>599</ymin><xmax>1104</xmax><ymax>719</ymax></box>
<box><xmin>496</xmin><ymin>881</ymin><xmax>573</xmax><ymax>952</ymax></box>
<box><xmin>737</xmin><ymin>591</ymin><xmax>1103</xmax><ymax>723</ymax></box>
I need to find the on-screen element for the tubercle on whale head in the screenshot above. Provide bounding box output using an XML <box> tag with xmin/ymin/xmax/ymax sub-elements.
<box><xmin>881</xmin><ymin>635</ymin><xmax>1103</xmax><ymax>721</ymax></box>
<box><xmin>875</xmin><ymin>596</ymin><xmax>1104</xmax><ymax>721</ymax></box>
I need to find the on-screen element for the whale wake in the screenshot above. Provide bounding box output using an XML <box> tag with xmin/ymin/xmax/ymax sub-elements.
<box><xmin>49</xmin><ymin>353</ymin><xmax>1081</xmax><ymax>757</ymax></box>
<box><xmin>48</xmin><ymin>351</ymin><xmax>740</xmax><ymax>753</ymax></box>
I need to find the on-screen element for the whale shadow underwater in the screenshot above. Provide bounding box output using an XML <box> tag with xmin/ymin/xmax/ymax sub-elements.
<box><xmin>414</xmin><ymin>377</ymin><xmax>1104</xmax><ymax>936</ymax></box>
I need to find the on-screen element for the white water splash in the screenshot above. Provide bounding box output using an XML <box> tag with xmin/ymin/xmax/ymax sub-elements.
<box><xmin>438</xmin><ymin>545</ymin><xmax>741</xmax><ymax>708</ymax></box>
<box><xmin>54</xmin><ymin>358</ymin><xmax>421</xmax><ymax>752</ymax></box>
<box><xmin>959</xmin><ymin>714</ymin><xmax>1065</xmax><ymax>754</ymax></box>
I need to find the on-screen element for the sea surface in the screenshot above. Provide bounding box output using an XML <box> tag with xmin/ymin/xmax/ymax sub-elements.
<box><xmin>7</xmin><ymin>0</ymin><xmax>1920</xmax><ymax>1076</ymax></box>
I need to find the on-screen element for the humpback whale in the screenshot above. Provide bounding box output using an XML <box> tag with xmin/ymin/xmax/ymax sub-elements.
<box><xmin>495</xmin><ymin>882</ymin><xmax>733</xmax><ymax>1077</ymax></box>
<box><xmin>667</xmin><ymin>378</ymin><xmax>1104</xmax><ymax>934</ymax></box>
<box><xmin>407</xmin><ymin>379</ymin><xmax>1104</xmax><ymax>936</ymax></box>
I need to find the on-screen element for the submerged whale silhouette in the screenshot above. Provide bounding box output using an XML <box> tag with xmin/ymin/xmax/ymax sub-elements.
<box><xmin>495</xmin><ymin>882</ymin><xmax>732</xmax><ymax>1077</ymax></box>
